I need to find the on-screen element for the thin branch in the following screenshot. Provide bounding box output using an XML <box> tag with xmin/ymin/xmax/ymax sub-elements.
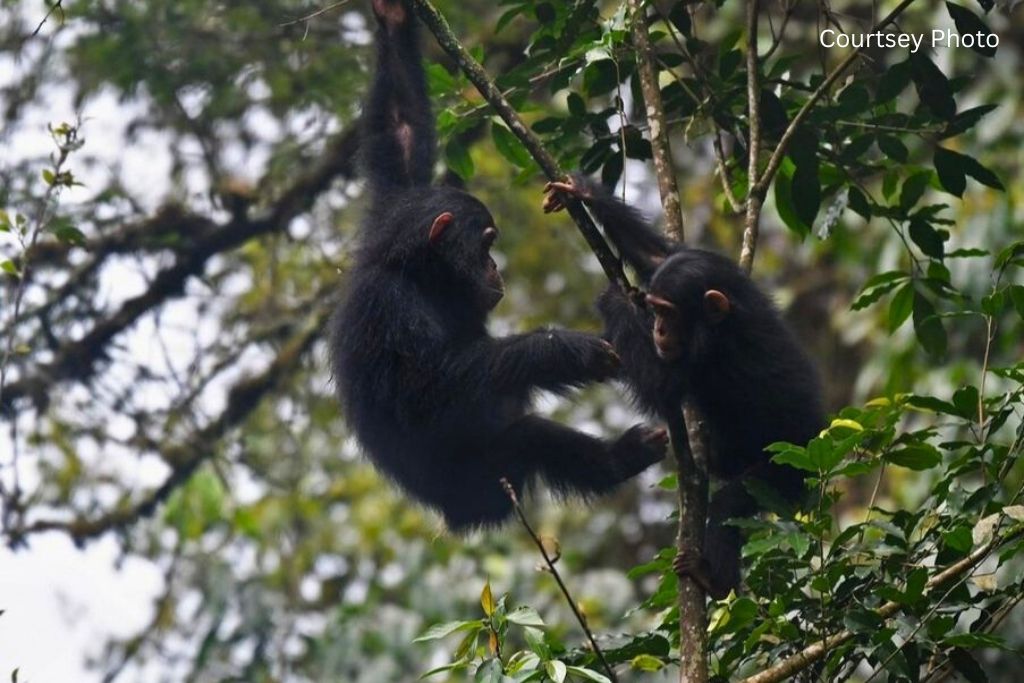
<box><xmin>739</xmin><ymin>0</ymin><xmax>763</xmax><ymax>274</ymax></box>
<box><xmin>409</xmin><ymin>0</ymin><xmax>631</xmax><ymax>292</ymax></box>
<box><xmin>32</xmin><ymin>0</ymin><xmax>65</xmax><ymax>36</ymax></box>
<box><xmin>628</xmin><ymin>0</ymin><xmax>683</xmax><ymax>240</ymax></box>
<box><xmin>279</xmin><ymin>0</ymin><xmax>353</xmax><ymax>27</ymax></box>
<box><xmin>500</xmin><ymin>479</ymin><xmax>618</xmax><ymax>683</ymax></box>
<box><xmin>752</xmin><ymin>0</ymin><xmax>920</xmax><ymax>198</ymax></box>
<box><xmin>739</xmin><ymin>524</ymin><xmax>1024</xmax><ymax>683</ymax></box>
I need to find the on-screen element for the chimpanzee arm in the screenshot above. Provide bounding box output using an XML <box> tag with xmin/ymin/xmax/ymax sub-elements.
<box><xmin>544</xmin><ymin>174</ymin><xmax>675</xmax><ymax>281</ymax></box>
<box><xmin>449</xmin><ymin>329</ymin><xmax>621</xmax><ymax>397</ymax></box>
<box><xmin>365</xmin><ymin>0</ymin><xmax>435</xmax><ymax>191</ymax></box>
<box><xmin>597</xmin><ymin>285</ymin><xmax>685</xmax><ymax>417</ymax></box>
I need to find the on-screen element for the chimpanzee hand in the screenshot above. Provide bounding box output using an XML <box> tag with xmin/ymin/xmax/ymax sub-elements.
<box><xmin>372</xmin><ymin>0</ymin><xmax>407</xmax><ymax>29</ymax></box>
<box><xmin>541</xmin><ymin>174</ymin><xmax>596</xmax><ymax>213</ymax></box>
<box><xmin>552</xmin><ymin>330</ymin><xmax>621</xmax><ymax>381</ymax></box>
<box><xmin>611</xmin><ymin>424</ymin><xmax>668</xmax><ymax>477</ymax></box>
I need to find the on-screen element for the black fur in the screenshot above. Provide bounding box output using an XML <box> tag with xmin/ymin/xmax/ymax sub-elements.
<box><xmin>569</xmin><ymin>175</ymin><xmax>825</xmax><ymax>596</ymax></box>
<box><xmin>330</xmin><ymin>1</ymin><xmax>665</xmax><ymax>531</ymax></box>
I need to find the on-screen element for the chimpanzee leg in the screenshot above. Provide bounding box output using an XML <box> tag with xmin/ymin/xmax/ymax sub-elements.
<box><xmin>498</xmin><ymin>415</ymin><xmax>666</xmax><ymax>499</ymax></box>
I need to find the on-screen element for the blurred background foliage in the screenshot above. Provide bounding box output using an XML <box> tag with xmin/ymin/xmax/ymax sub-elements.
<box><xmin>0</xmin><ymin>0</ymin><xmax>1022</xmax><ymax>681</ymax></box>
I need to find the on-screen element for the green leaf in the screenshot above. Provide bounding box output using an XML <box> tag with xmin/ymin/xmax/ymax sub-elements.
<box><xmin>913</xmin><ymin>289</ymin><xmax>946</xmax><ymax>356</ymax></box>
<box><xmin>444</xmin><ymin>140</ymin><xmax>475</xmax><ymax>180</ymax></box>
<box><xmin>1009</xmin><ymin>286</ymin><xmax>1024</xmax><ymax>319</ymax></box>
<box><xmin>945</xmin><ymin>3</ymin><xmax>997</xmax><ymax>57</ymax></box>
<box><xmin>1</xmin><ymin>259</ymin><xmax>18</xmax><ymax>276</ymax></box>
<box><xmin>414</xmin><ymin>620</ymin><xmax>483</xmax><ymax>643</ymax></box>
<box><xmin>934</xmin><ymin>147</ymin><xmax>966</xmax><ymax>197</ymax></box>
<box><xmin>847</xmin><ymin>186</ymin><xmax>871</xmax><ymax>219</ymax></box>
<box><xmin>909</xmin><ymin>219</ymin><xmax>945</xmax><ymax>259</ymax></box>
<box><xmin>545</xmin><ymin>660</ymin><xmax>566</xmax><ymax>683</ymax></box>
<box><xmin>934</xmin><ymin>146</ymin><xmax>1003</xmax><ymax>195</ymax></box>
<box><xmin>507</xmin><ymin>607</ymin><xmax>544</xmax><ymax>628</ymax></box>
<box><xmin>886</xmin><ymin>444</ymin><xmax>941</xmax><ymax>470</ymax></box>
<box><xmin>899</xmin><ymin>171</ymin><xmax>932</xmax><ymax>211</ymax></box>
<box><xmin>888</xmin><ymin>282</ymin><xmax>914</xmax><ymax>331</ymax></box>
<box><xmin>42</xmin><ymin>169</ymin><xmax>55</xmax><ymax>185</ymax></box>
<box><xmin>877</xmin><ymin>135</ymin><xmax>908</xmax><ymax>163</ymax></box>
<box><xmin>491</xmin><ymin>124</ymin><xmax>533</xmax><ymax>169</ymax></box>
<box><xmin>425</xmin><ymin>63</ymin><xmax>457</xmax><ymax>95</ymax></box>
<box><xmin>629</xmin><ymin>655</ymin><xmax>664</xmax><ymax>672</ymax></box>
<box><xmin>583</xmin><ymin>59</ymin><xmax>619</xmax><ymax>96</ymax></box>
<box><xmin>565</xmin><ymin>666</ymin><xmax>612</xmax><ymax>683</ymax></box>
<box><xmin>910</xmin><ymin>54</ymin><xmax>956</xmax><ymax>121</ymax></box>
<box><xmin>877</xmin><ymin>59</ymin><xmax>912</xmax><ymax>104</ymax></box>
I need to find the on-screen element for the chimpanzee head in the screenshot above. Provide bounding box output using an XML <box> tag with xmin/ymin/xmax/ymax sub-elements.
<box><xmin>369</xmin><ymin>186</ymin><xmax>504</xmax><ymax>313</ymax></box>
<box><xmin>645</xmin><ymin>250</ymin><xmax>739</xmax><ymax>361</ymax></box>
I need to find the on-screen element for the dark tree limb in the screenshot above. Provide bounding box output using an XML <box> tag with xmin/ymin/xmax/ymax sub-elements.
<box><xmin>6</xmin><ymin>298</ymin><xmax>333</xmax><ymax>547</ymax></box>
<box><xmin>409</xmin><ymin>0</ymin><xmax>632</xmax><ymax>293</ymax></box>
<box><xmin>0</xmin><ymin>126</ymin><xmax>360</xmax><ymax>415</ymax></box>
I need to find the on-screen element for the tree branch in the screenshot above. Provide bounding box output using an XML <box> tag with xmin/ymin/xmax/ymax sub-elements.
<box><xmin>0</xmin><ymin>126</ymin><xmax>360</xmax><ymax>414</ymax></box>
<box><xmin>409</xmin><ymin>0</ymin><xmax>631</xmax><ymax>292</ymax></box>
<box><xmin>739</xmin><ymin>0</ymin><xmax>763</xmax><ymax>274</ymax></box>
<box><xmin>7</xmin><ymin>298</ymin><xmax>332</xmax><ymax>547</ymax></box>
<box><xmin>627</xmin><ymin>3</ymin><xmax>708</xmax><ymax>681</ymax></box>
<box><xmin>628</xmin><ymin>0</ymin><xmax>683</xmax><ymax>240</ymax></box>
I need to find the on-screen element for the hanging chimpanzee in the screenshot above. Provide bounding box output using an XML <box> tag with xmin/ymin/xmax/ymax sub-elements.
<box><xmin>330</xmin><ymin>0</ymin><xmax>668</xmax><ymax>531</ymax></box>
<box><xmin>543</xmin><ymin>175</ymin><xmax>826</xmax><ymax>598</ymax></box>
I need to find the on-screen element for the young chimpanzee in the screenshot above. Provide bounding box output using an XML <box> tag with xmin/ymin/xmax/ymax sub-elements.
<box><xmin>543</xmin><ymin>176</ymin><xmax>825</xmax><ymax>598</ymax></box>
<box><xmin>330</xmin><ymin>0</ymin><xmax>667</xmax><ymax>531</ymax></box>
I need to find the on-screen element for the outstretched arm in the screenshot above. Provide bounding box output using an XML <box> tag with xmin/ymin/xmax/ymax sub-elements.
<box><xmin>543</xmin><ymin>174</ymin><xmax>676</xmax><ymax>282</ymax></box>
<box><xmin>365</xmin><ymin>0</ymin><xmax>436</xmax><ymax>192</ymax></box>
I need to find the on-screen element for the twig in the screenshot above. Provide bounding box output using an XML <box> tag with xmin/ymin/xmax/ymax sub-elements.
<box><xmin>32</xmin><ymin>0</ymin><xmax>65</xmax><ymax>36</ymax></box>
<box><xmin>279</xmin><ymin>0</ymin><xmax>353</xmax><ymax>28</ymax></box>
<box><xmin>739</xmin><ymin>524</ymin><xmax>1024</xmax><ymax>683</ymax></box>
<box><xmin>409</xmin><ymin>0</ymin><xmax>632</xmax><ymax>292</ymax></box>
<box><xmin>752</xmin><ymin>0</ymin><xmax>920</xmax><ymax>198</ymax></box>
<box><xmin>628</xmin><ymin>0</ymin><xmax>683</xmax><ymax>240</ymax></box>
<box><xmin>500</xmin><ymin>478</ymin><xmax>618</xmax><ymax>683</ymax></box>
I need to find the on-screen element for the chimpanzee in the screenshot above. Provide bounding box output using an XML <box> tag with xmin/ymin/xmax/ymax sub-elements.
<box><xmin>329</xmin><ymin>0</ymin><xmax>667</xmax><ymax>531</ymax></box>
<box><xmin>543</xmin><ymin>175</ymin><xmax>825</xmax><ymax>598</ymax></box>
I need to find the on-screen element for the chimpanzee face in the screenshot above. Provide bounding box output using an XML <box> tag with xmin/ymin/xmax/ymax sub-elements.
<box><xmin>425</xmin><ymin>190</ymin><xmax>505</xmax><ymax>312</ymax></box>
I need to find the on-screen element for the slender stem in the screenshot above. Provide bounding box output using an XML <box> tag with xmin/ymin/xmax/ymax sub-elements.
<box><xmin>500</xmin><ymin>479</ymin><xmax>618</xmax><ymax>683</ymax></box>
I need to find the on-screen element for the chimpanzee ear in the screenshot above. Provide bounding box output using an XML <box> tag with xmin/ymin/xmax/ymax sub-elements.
<box><xmin>703</xmin><ymin>289</ymin><xmax>731</xmax><ymax>323</ymax></box>
<box><xmin>428</xmin><ymin>212</ymin><xmax>454</xmax><ymax>245</ymax></box>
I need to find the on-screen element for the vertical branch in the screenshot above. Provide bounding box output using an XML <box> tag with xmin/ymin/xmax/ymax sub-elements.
<box><xmin>409</xmin><ymin>0</ymin><xmax>631</xmax><ymax>292</ymax></box>
<box><xmin>739</xmin><ymin>0</ymin><xmax>763</xmax><ymax>275</ymax></box>
<box><xmin>628</xmin><ymin>0</ymin><xmax>683</xmax><ymax>240</ymax></box>
<box><xmin>629</xmin><ymin>4</ymin><xmax>708</xmax><ymax>681</ymax></box>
